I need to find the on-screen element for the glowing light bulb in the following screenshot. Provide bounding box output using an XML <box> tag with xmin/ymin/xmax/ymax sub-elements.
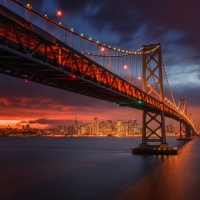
<box><xmin>57</xmin><ymin>11</ymin><xmax>62</xmax><ymax>16</ymax></box>
<box><xmin>101</xmin><ymin>47</ymin><xmax>105</xmax><ymax>52</ymax></box>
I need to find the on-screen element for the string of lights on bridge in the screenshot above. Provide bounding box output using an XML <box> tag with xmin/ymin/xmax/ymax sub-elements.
<box><xmin>12</xmin><ymin>0</ymin><xmax>160</xmax><ymax>57</ymax></box>
<box><xmin>162</xmin><ymin>57</ymin><xmax>190</xmax><ymax>121</ymax></box>
<box><xmin>162</xmin><ymin>57</ymin><xmax>178</xmax><ymax>108</ymax></box>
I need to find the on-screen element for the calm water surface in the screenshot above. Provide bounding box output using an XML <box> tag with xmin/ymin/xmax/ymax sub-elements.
<box><xmin>0</xmin><ymin>137</ymin><xmax>199</xmax><ymax>200</ymax></box>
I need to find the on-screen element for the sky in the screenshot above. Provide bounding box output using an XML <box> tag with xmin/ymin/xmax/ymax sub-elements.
<box><xmin>0</xmin><ymin>0</ymin><xmax>200</xmax><ymax>131</ymax></box>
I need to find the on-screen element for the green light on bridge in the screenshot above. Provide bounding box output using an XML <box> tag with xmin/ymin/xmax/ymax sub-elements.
<box><xmin>138</xmin><ymin>100</ymin><xmax>143</xmax><ymax>104</ymax></box>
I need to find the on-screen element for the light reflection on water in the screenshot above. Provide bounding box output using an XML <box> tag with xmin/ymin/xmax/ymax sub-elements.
<box><xmin>114</xmin><ymin>138</ymin><xmax>200</xmax><ymax>200</ymax></box>
<box><xmin>0</xmin><ymin>137</ymin><xmax>198</xmax><ymax>200</ymax></box>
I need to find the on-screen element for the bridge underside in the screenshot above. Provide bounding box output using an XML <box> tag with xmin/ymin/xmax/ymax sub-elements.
<box><xmin>0</xmin><ymin>45</ymin><xmax>187</xmax><ymax>122</ymax></box>
<box><xmin>0</xmin><ymin>45</ymin><xmax>164</xmax><ymax>114</ymax></box>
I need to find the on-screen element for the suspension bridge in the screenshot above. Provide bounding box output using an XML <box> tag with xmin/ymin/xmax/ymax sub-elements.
<box><xmin>0</xmin><ymin>0</ymin><xmax>197</xmax><ymax>154</ymax></box>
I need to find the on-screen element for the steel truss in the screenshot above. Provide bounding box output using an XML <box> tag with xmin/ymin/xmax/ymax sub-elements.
<box><xmin>180</xmin><ymin>122</ymin><xmax>186</xmax><ymax>138</ymax></box>
<box><xmin>141</xmin><ymin>110</ymin><xmax>166</xmax><ymax>147</ymax></box>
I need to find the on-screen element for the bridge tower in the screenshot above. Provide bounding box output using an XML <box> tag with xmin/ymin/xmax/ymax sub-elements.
<box><xmin>178</xmin><ymin>99</ymin><xmax>192</xmax><ymax>139</ymax></box>
<box><xmin>178</xmin><ymin>99</ymin><xmax>187</xmax><ymax>116</ymax></box>
<box><xmin>140</xmin><ymin>43</ymin><xmax>168</xmax><ymax>148</ymax></box>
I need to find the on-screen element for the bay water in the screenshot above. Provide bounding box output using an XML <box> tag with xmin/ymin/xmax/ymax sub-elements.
<box><xmin>0</xmin><ymin>136</ymin><xmax>199</xmax><ymax>200</ymax></box>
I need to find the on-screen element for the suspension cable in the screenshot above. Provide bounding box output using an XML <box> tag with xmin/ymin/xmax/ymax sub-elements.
<box><xmin>162</xmin><ymin>56</ymin><xmax>177</xmax><ymax>108</ymax></box>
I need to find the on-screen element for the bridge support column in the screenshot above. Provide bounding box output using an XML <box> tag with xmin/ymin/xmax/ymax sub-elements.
<box><xmin>179</xmin><ymin>122</ymin><xmax>186</xmax><ymax>139</ymax></box>
<box><xmin>140</xmin><ymin>110</ymin><xmax>168</xmax><ymax>148</ymax></box>
<box><xmin>133</xmin><ymin>109</ymin><xmax>176</xmax><ymax>154</ymax></box>
<box><xmin>177</xmin><ymin>99</ymin><xmax>193</xmax><ymax>140</ymax></box>
<box><xmin>161</xmin><ymin>110</ymin><xmax>167</xmax><ymax>144</ymax></box>
<box><xmin>186</xmin><ymin>124</ymin><xmax>192</xmax><ymax>138</ymax></box>
<box><xmin>177</xmin><ymin>122</ymin><xmax>193</xmax><ymax>140</ymax></box>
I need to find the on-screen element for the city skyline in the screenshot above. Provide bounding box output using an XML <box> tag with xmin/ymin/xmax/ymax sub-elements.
<box><xmin>0</xmin><ymin>115</ymin><xmax>141</xmax><ymax>129</ymax></box>
<box><xmin>1</xmin><ymin>116</ymin><xmax>178</xmax><ymax>137</ymax></box>
<box><xmin>0</xmin><ymin>0</ymin><xmax>199</xmax><ymax>131</ymax></box>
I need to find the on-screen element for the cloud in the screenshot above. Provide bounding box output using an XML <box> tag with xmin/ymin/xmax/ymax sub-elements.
<box><xmin>171</xmin><ymin>85</ymin><xmax>200</xmax><ymax>107</ymax></box>
<box><xmin>46</xmin><ymin>0</ymin><xmax>200</xmax><ymax>46</ymax></box>
<box><xmin>28</xmin><ymin>118</ymin><xmax>78</xmax><ymax>126</ymax></box>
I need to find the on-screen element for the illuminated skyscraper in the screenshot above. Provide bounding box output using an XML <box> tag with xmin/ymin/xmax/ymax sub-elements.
<box><xmin>74</xmin><ymin>116</ymin><xmax>78</xmax><ymax>134</ymax></box>
<box><xmin>94</xmin><ymin>117</ymin><xmax>99</xmax><ymax>135</ymax></box>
